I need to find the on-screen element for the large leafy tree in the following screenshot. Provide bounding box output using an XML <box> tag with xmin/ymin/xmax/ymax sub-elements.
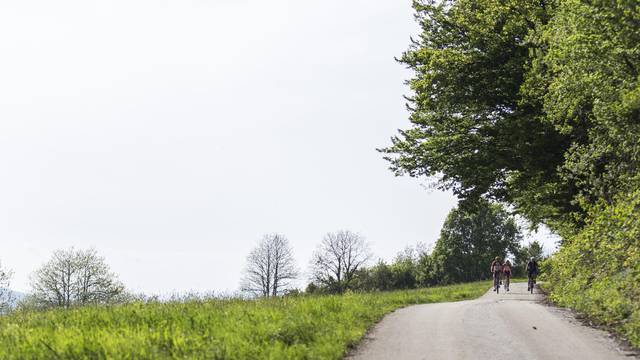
<box><xmin>381</xmin><ymin>0</ymin><xmax>574</xmax><ymax>228</ymax></box>
<box><xmin>429</xmin><ymin>201</ymin><xmax>522</xmax><ymax>283</ymax></box>
<box><xmin>383</xmin><ymin>0</ymin><xmax>640</xmax><ymax>232</ymax></box>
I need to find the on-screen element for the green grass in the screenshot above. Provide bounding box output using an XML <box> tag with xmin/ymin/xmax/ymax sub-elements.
<box><xmin>0</xmin><ymin>281</ymin><xmax>489</xmax><ymax>359</ymax></box>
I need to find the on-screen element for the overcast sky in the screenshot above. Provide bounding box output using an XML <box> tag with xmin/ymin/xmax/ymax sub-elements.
<box><xmin>0</xmin><ymin>0</ymin><xmax>557</xmax><ymax>294</ymax></box>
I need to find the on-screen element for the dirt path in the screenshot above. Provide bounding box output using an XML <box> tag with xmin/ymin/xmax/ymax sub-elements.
<box><xmin>348</xmin><ymin>282</ymin><xmax>637</xmax><ymax>360</ymax></box>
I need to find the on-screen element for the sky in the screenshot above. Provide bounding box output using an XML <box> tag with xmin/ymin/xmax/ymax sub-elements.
<box><xmin>0</xmin><ymin>0</ymin><xmax>558</xmax><ymax>294</ymax></box>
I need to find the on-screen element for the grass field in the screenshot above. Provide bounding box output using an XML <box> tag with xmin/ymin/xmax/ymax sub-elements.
<box><xmin>0</xmin><ymin>281</ymin><xmax>489</xmax><ymax>359</ymax></box>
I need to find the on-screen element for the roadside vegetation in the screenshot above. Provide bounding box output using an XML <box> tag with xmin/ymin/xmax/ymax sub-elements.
<box><xmin>544</xmin><ymin>190</ymin><xmax>640</xmax><ymax>345</ymax></box>
<box><xmin>0</xmin><ymin>282</ymin><xmax>489</xmax><ymax>359</ymax></box>
<box><xmin>1</xmin><ymin>0</ymin><xmax>637</xmax><ymax>355</ymax></box>
<box><xmin>0</xmin><ymin>218</ymin><xmax>517</xmax><ymax>359</ymax></box>
<box><xmin>382</xmin><ymin>0</ymin><xmax>639</xmax><ymax>348</ymax></box>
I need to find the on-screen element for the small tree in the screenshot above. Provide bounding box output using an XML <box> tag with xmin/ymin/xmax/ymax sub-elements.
<box><xmin>522</xmin><ymin>240</ymin><xmax>545</xmax><ymax>261</ymax></box>
<box><xmin>514</xmin><ymin>240</ymin><xmax>545</xmax><ymax>276</ymax></box>
<box><xmin>31</xmin><ymin>248</ymin><xmax>125</xmax><ymax>308</ymax></box>
<box><xmin>241</xmin><ymin>234</ymin><xmax>298</xmax><ymax>298</ymax></box>
<box><xmin>350</xmin><ymin>260</ymin><xmax>393</xmax><ymax>292</ymax></box>
<box><xmin>310</xmin><ymin>230</ymin><xmax>371</xmax><ymax>293</ymax></box>
<box><xmin>0</xmin><ymin>260</ymin><xmax>14</xmax><ymax>313</ymax></box>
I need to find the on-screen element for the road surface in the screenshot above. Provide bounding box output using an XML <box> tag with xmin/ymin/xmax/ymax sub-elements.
<box><xmin>348</xmin><ymin>282</ymin><xmax>637</xmax><ymax>360</ymax></box>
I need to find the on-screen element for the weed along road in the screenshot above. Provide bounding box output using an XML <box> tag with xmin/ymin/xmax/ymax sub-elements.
<box><xmin>348</xmin><ymin>282</ymin><xmax>637</xmax><ymax>360</ymax></box>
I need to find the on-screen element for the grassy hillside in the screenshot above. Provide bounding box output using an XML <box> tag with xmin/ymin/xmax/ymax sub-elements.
<box><xmin>0</xmin><ymin>281</ymin><xmax>489</xmax><ymax>359</ymax></box>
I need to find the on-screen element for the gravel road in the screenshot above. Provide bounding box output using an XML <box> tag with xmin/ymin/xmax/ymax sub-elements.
<box><xmin>348</xmin><ymin>282</ymin><xmax>637</xmax><ymax>360</ymax></box>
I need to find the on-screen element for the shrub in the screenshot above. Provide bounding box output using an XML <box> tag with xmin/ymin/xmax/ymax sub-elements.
<box><xmin>545</xmin><ymin>190</ymin><xmax>640</xmax><ymax>346</ymax></box>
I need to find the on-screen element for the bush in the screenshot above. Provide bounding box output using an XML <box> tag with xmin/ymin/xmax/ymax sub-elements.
<box><xmin>545</xmin><ymin>190</ymin><xmax>640</xmax><ymax>346</ymax></box>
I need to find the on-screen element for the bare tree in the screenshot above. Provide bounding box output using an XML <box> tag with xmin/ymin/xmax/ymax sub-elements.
<box><xmin>241</xmin><ymin>234</ymin><xmax>298</xmax><ymax>297</ymax></box>
<box><xmin>0</xmin><ymin>260</ymin><xmax>14</xmax><ymax>313</ymax></box>
<box><xmin>30</xmin><ymin>248</ymin><xmax>125</xmax><ymax>308</ymax></box>
<box><xmin>310</xmin><ymin>230</ymin><xmax>371</xmax><ymax>293</ymax></box>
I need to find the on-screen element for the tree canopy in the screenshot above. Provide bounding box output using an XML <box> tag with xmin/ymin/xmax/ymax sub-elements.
<box><xmin>382</xmin><ymin>0</ymin><xmax>640</xmax><ymax>232</ymax></box>
<box><xmin>428</xmin><ymin>201</ymin><xmax>522</xmax><ymax>283</ymax></box>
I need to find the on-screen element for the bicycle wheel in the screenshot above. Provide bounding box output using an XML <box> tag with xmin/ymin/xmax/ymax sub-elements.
<box><xmin>529</xmin><ymin>278</ymin><xmax>534</xmax><ymax>294</ymax></box>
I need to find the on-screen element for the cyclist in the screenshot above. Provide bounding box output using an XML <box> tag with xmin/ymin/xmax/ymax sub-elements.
<box><xmin>490</xmin><ymin>257</ymin><xmax>502</xmax><ymax>292</ymax></box>
<box><xmin>526</xmin><ymin>257</ymin><xmax>539</xmax><ymax>292</ymax></box>
<box><xmin>502</xmin><ymin>260</ymin><xmax>512</xmax><ymax>292</ymax></box>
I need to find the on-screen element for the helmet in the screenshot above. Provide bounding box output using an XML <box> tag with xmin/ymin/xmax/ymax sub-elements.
<box><xmin>530</xmin><ymin>257</ymin><xmax>535</xmax><ymax>262</ymax></box>
<box><xmin>495</xmin><ymin>256</ymin><xmax>500</xmax><ymax>261</ymax></box>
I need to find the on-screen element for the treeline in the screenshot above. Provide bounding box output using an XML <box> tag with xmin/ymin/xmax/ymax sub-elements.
<box><xmin>307</xmin><ymin>202</ymin><xmax>544</xmax><ymax>294</ymax></box>
<box><xmin>0</xmin><ymin>201</ymin><xmax>544</xmax><ymax>312</ymax></box>
<box><xmin>383</xmin><ymin>0</ymin><xmax>639</xmax><ymax>346</ymax></box>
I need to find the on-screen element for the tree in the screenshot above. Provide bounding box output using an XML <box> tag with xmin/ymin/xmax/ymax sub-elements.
<box><xmin>429</xmin><ymin>201</ymin><xmax>522</xmax><ymax>284</ymax></box>
<box><xmin>381</xmin><ymin>0</ymin><xmax>640</xmax><ymax>233</ymax></box>
<box><xmin>241</xmin><ymin>234</ymin><xmax>298</xmax><ymax>298</ymax></box>
<box><xmin>388</xmin><ymin>246</ymin><xmax>421</xmax><ymax>290</ymax></box>
<box><xmin>521</xmin><ymin>240</ymin><xmax>544</xmax><ymax>261</ymax></box>
<box><xmin>380</xmin><ymin>0</ymin><xmax>574</xmax><ymax>229</ymax></box>
<box><xmin>30</xmin><ymin>248</ymin><xmax>125</xmax><ymax>308</ymax></box>
<box><xmin>350</xmin><ymin>260</ymin><xmax>393</xmax><ymax>292</ymax></box>
<box><xmin>513</xmin><ymin>240</ymin><xmax>545</xmax><ymax>276</ymax></box>
<box><xmin>0</xmin><ymin>260</ymin><xmax>14</xmax><ymax>313</ymax></box>
<box><xmin>310</xmin><ymin>230</ymin><xmax>371</xmax><ymax>293</ymax></box>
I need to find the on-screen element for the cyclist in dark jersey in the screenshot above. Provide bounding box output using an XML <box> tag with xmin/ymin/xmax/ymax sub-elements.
<box><xmin>526</xmin><ymin>258</ymin><xmax>539</xmax><ymax>291</ymax></box>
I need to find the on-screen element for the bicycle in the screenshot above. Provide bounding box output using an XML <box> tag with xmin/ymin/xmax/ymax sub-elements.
<box><xmin>493</xmin><ymin>271</ymin><xmax>501</xmax><ymax>293</ymax></box>
<box><xmin>527</xmin><ymin>274</ymin><xmax>536</xmax><ymax>294</ymax></box>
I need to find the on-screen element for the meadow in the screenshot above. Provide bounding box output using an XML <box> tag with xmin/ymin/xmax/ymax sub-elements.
<box><xmin>0</xmin><ymin>281</ymin><xmax>489</xmax><ymax>359</ymax></box>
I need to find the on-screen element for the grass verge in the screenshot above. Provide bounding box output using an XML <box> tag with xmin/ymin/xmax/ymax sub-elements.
<box><xmin>0</xmin><ymin>281</ymin><xmax>489</xmax><ymax>359</ymax></box>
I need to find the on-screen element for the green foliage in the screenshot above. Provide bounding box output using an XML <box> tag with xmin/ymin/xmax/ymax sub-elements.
<box><xmin>522</xmin><ymin>0</ymin><xmax>640</xmax><ymax>220</ymax></box>
<box><xmin>388</xmin><ymin>253</ymin><xmax>420</xmax><ymax>289</ymax></box>
<box><xmin>513</xmin><ymin>240</ymin><xmax>546</xmax><ymax>277</ymax></box>
<box><xmin>347</xmin><ymin>202</ymin><xmax>521</xmax><ymax>290</ymax></box>
<box><xmin>381</xmin><ymin>0</ymin><xmax>575</xmax><ymax>227</ymax></box>
<box><xmin>350</xmin><ymin>261</ymin><xmax>395</xmax><ymax>292</ymax></box>
<box><xmin>351</xmin><ymin>252</ymin><xmax>421</xmax><ymax>292</ymax></box>
<box><xmin>545</xmin><ymin>190</ymin><xmax>640</xmax><ymax>346</ymax></box>
<box><xmin>383</xmin><ymin>0</ymin><xmax>639</xmax><ymax>231</ymax></box>
<box><xmin>0</xmin><ymin>282</ymin><xmax>489</xmax><ymax>359</ymax></box>
<box><xmin>381</xmin><ymin>0</ymin><xmax>639</xmax><ymax>345</ymax></box>
<box><xmin>520</xmin><ymin>240</ymin><xmax>544</xmax><ymax>261</ymax></box>
<box><xmin>428</xmin><ymin>201</ymin><xmax>522</xmax><ymax>283</ymax></box>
